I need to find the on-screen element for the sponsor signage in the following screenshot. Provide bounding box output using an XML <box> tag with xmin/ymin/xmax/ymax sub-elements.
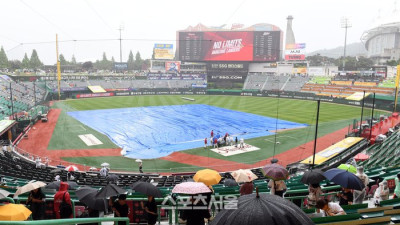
<box><xmin>114</xmin><ymin>62</ymin><xmax>128</xmax><ymax>70</ymax></box>
<box><xmin>285</xmin><ymin>49</ymin><xmax>306</xmax><ymax>55</ymax></box>
<box><xmin>76</xmin><ymin>92</ymin><xmax>114</xmax><ymax>99</ymax></box>
<box><xmin>154</xmin><ymin>44</ymin><xmax>174</xmax><ymax>60</ymax></box>
<box><xmin>286</xmin><ymin>43</ymin><xmax>306</xmax><ymax>49</ymax></box>
<box><xmin>165</xmin><ymin>61</ymin><xmax>181</xmax><ymax>72</ymax></box>
<box><xmin>285</xmin><ymin>55</ymin><xmax>306</xmax><ymax>61</ymax></box>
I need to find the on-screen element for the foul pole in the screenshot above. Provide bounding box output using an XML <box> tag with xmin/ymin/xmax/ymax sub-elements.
<box><xmin>56</xmin><ymin>34</ymin><xmax>61</xmax><ymax>100</ymax></box>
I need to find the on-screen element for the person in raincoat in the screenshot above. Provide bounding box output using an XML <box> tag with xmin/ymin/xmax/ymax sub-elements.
<box><xmin>374</xmin><ymin>180</ymin><xmax>389</xmax><ymax>206</ymax></box>
<box><xmin>353</xmin><ymin>166</ymin><xmax>369</xmax><ymax>204</ymax></box>
<box><xmin>53</xmin><ymin>182</ymin><xmax>72</xmax><ymax>219</ymax></box>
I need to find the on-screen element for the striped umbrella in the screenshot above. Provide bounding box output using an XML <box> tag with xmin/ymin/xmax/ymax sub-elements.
<box><xmin>65</xmin><ymin>165</ymin><xmax>79</xmax><ymax>172</ymax></box>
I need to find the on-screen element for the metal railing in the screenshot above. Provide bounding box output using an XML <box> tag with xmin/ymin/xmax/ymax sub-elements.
<box><xmin>0</xmin><ymin>217</ymin><xmax>129</xmax><ymax>225</ymax></box>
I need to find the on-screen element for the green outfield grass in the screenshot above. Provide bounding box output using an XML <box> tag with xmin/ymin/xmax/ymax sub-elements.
<box><xmin>52</xmin><ymin>95</ymin><xmax>385</xmax><ymax>172</ymax></box>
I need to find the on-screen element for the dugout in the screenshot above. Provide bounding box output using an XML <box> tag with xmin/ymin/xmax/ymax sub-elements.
<box><xmin>0</xmin><ymin>120</ymin><xmax>18</xmax><ymax>145</ymax></box>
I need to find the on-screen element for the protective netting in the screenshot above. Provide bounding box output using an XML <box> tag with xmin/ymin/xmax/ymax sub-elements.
<box><xmin>67</xmin><ymin>104</ymin><xmax>307</xmax><ymax>159</ymax></box>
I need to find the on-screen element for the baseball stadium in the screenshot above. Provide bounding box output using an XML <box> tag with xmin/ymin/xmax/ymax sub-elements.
<box><xmin>1</xmin><ymin>21</ymin><xmax>400</xmax><ymax>224</ymax></box>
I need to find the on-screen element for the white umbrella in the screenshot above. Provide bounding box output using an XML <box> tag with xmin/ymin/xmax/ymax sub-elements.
<box><xmin>135</xmin><ymin>159</ymin><xmax>142</xmax><ymax>163</ymax></box>
<box><xmin>101</xmin><ymin>163</ymin><xmax>110</xmax><ymax>167</ymax></box>
<box><xmin>0</xmin><ymin>189</ymin><xmax>10</xmax><ymax>199</ymax></box>
<box><xmin>14</xmin><ymin>181</ymin><xmax>46</xmax><ymax>197</ymax></box>
<box><xmin>231</xmin><ymin>169</ymin><xmax>258</xmax><ymax>183</ymax></box>
<box><xmin>65</xmin><ymin>165</ymin><xmax>79</xmax><ymax>172</ymax></box>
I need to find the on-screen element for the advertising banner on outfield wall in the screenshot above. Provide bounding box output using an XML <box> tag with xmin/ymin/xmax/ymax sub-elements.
<box><xmin>76</xmin><ymin>92</ymin><xmax>114</xmax><ymax>98</ymax></box>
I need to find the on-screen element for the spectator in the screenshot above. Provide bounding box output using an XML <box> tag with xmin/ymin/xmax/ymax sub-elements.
<box><xmin>394</xmin><ymin>173</ymin><xmax>400</xmax><ymax>198</ymax></box>
<box><xmin>239</xmin><ymin>181</ymin><xmax>254</xmax><ymax>196</ymax></box>
<box><xmin>181</xmin><ymin>197</ymin><xmax>211</xmax><ymax>225</ymax></box>
<box><xmin>139</xmin><ymin>162</ymin><xmax>143</xmax><ymax>173</ymax></box>
<box><xmin>28</xmin><ymin>188</ymin><xmax>45</xmax><ymax>220</ymax></box>
<box><xmin>99</xmin><ymin>167</ymin><xmax>108</xmax><ymax>177</ymax></box>
<box><xmin>239</xmin><ymin>138</ymin><xmax>244</xmax><ymax>149</ymax></box>
<box><xmin>354</xmin><ymin>166</ymin><xmax>369</xmax><ymax>204</ymax></box>
<box><xmin>374</xmin><ymin>180</ymin><xmax>389</xmax><ymax>206</ymax></box>
<box><xmin>112</xmin><ymin>194</ymin><xmax>129</xmax><ymax>225</ymax></box>
<box><xmin>54</xmin><ymin>182</ymin><xmax>72</xmax><ymax>219</ymax></box>
<box><xmin>338</xmin><ymin>188</ymin><xmax>353</xmax><ymax>205</ymax></box>
<box><xmin>55</xmin><ymin>175</ymin><xmax>60</xmax><ymax>182</ymax></box>
<box><xmin>307</xmin><ymin>183</ymin><xmax>322</xmax><ymax>209</ymax></box>
<box><xmin>143</xmin><ymin>195</ymin><xmax>157</xmax><ymax>225</ymax></box>
<box><xmin>316</xmin><ymin>199</ymin><xmax>346</xmax><ymax>216</ymax></box>
<box><xmin>268</xmin><ymin>179</ymin><xmax>287</xmax><ymax>197</ymax></box>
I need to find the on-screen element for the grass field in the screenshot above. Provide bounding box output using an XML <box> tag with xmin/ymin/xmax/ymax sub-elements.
<box><xmin>50</xmin><ymin>95</ymin><xmax>386</xmax><ymax>172</ymax></box>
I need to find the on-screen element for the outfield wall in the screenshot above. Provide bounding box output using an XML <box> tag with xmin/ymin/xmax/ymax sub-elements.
<box><xmin>50</xmin><ymin>88</ymin><xmax>396</xmax><ymax>112</ymax></box>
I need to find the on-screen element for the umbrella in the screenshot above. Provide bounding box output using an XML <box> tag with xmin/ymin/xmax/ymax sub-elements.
<box><xmin>135</xmin><ymin>159</ymin><xmax>142</xmax><ymax>163</ymax></box>
<box><xmin>14</xmin><ymin>181</ymin><xmax>47</xmax><ymax>197</ymax></box>
<box><xmin>101</xmin><ymin>163</ymin><xmax>110</xmax><ymax>167</ymax></box>
<box><xmin>0</xmin><ymin>189</ymin><xmax>10</xmax><ymax>199</ymax></box>
<box><xmin>300</xmin><ymin>169</ymin><xmax>326</xmax><ymax>184</ymax></box>
<box><xmin>50</xmin><ymin>168</ymin><xmax>63</xmax><ymax>174</ymax></box>
<box><xmin>337</xmin><ymin>164</ymin><xmax>356</xmax><ymax>173</ymax></box>
<box><xmin>106</xmin><ymin>174</ymin><xmax>119</xmax><ymax>183</ymax></box>
<box><xmin>261</xmin><ymin>164</ymin><xmax>288</xmax><ymax>181</ymax></box>
<box><xmin>193</xmin><ymin>169</ymin><xmax>222</xmax><ymax>186</ymax></box>
<box><xmin>323</xmin><ymin>168</ymin><xmax>365</xmax><ymax>190</ymax></box>
<box><xmin>45</xmin><ymin>181</ymin><xmax>78</xmax><ymax>190</ymax></box>
<box><xmin>0</xmin><ymin>204</ymin><xmax>32</xmax><ymax>221</ymax></box>
<box><xmin>76</xmin><ymin>187</ymin><xmax>107</xmax><ymax>211</ymax></box>
<box><xmin>130</xmin><ymin>181</ymin><xmax>162</xmax><ymax>198</ymax></box>
<box><xmin>231</xmin><ymin>169</ymin><xmax>258</xmax><ymax>183</ymax></box>
<box><xmin>354</xmin><ymin>153</ymin><xmax>369</xmax><ymax>161</ymax></box>
<box><xmin>224</xmin><ymin>179</ymin><xmax>238</xmax><ymax>187</ymax></box>
<box><xmin>65</xmin><ymin>165</ymin><xmax>79</xmax><ymax>172</ymax></box>
<box><xmin>211</xmin><ymin>192</ymin><xmax>313</xmax><ymax>225</ymax></box>
<box><xmin>95</xmin><ymin>184</ymin><xmax>126</xmax><ymax>199</ymax></box>
<box><xmin>172</xmin><ymin>182</ymin><xmax>211</xmax><ymax>195</ymax></box>
<box><xmin>89</xmin><ymin>167</ymin><xmax>97</xmax><ymax>171</ymax></box>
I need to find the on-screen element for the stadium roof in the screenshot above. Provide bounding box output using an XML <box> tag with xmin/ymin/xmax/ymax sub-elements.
<box><xmin>178</xmin><ymin>23</ymin><xmax>282</xmax><ymax>32</ymax></box>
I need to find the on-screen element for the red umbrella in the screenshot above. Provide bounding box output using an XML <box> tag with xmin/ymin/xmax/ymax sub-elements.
<box><xmin>354</xmin><ymin>153</ymin><xmax>369</xmax><ymax>161</ymax></box>
<box><xmin>65</xmin><ymin>165</ymin><xmax>79</xmax><ymax>172</ymax></box>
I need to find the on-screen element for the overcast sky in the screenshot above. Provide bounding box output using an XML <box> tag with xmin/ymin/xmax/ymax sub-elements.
<box><xmin>0</xmin><ymin>0</ymin><xmax>396</xmax><ymax>64</ymax></box>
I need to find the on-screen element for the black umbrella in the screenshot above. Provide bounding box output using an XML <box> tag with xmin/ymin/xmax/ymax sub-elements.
<box><xmin>95</xmin><ymin>184</ymin><xmax>126</xmax><ymax>199</ymax></box>
<box><xmin>130</xmin><ymin>181</ymin><xmax>162</xmax><ymax>198</ymax></box>
<box><xmin>45</xmin><ymin>181</ymin><xmax>78</xmax><ymax>190</ymax></box>
<box><xmin>106</xmin><ymin>174</ymin><xmax>119</xmax><ymax>183</ymax></box>
<box><xmin>76</xmin><ymin>187</ymin><xmax>107</xmax><ymax>211</ymax></box>
<box><xmin>50</xmin><ymin>168</ymin><xmax>63</xmax><ymax>174</ymax></box>
<box><xmin>224</xmin><ymin>179</ymin><xmax>238</xmax><ymax>187</ymax></box>
<box><xmin>211</xmin><ymin>191</ymin><xmax>314</xmax><ymax>225</ymax></box>
<box><xmin>300</xmin><ymin>169</ymin><xmax>326</xmax><ymax>184</ymax></box>
<box><xmin>261</xmin><ymin>164</ymin><xmax>288</xmax><ymax>181</ymax></box>
<box><xmin>210</xmin><ymin>210</ymin><xmax>235</xmax><ymax>225</ymax></box>
<box><xmin>323</xmin><ymin>168</ymin><xmax>365</xmax><ymax>191</ymax></box>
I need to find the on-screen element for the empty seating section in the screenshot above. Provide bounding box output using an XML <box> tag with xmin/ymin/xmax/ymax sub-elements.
<box><xmin>45</xmin><ymin>78</ymin><xmax>207</xmax><ymax>91</ymax></box>
<box><xmin>0</xmin><ymin>79</ymin><xmax>46</xmax><ymax>120</ymax></box>
<box><xmin>244</xmin><ymin>74</ymin><xmax>310</xmax><ymax>91</ymax></box>
<box><xmin>301</xmin><ymin>83</ymin><xmax>394</xmax><ymax>97</ymax></box>
<box><xmin>360</xmin><ymin>131</ymin><xmax>400</xmax><ymax>169</ymax></box>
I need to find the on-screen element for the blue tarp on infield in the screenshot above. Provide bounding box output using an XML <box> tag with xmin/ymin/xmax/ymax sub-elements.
<box><xmin>67</xmin><ymin>104</ymin><xmax>307</xmax><ymax>159</ymax></box>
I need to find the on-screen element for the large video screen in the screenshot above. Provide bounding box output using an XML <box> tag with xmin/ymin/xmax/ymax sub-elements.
<box><xmin>178</xmin><ymin>31</ymin><xmax>281</xmax><ymax>62</ymax></box>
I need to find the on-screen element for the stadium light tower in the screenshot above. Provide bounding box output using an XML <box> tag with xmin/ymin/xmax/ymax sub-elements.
<box><xmin>341</xmin><ymin>17</ymin><xmax>352</xmax><ymax>70</ymax></box>
<box><xmin>118</xmin><ymin>23</ymin><xmax>124</xmax><ymax>63</ymax></box>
